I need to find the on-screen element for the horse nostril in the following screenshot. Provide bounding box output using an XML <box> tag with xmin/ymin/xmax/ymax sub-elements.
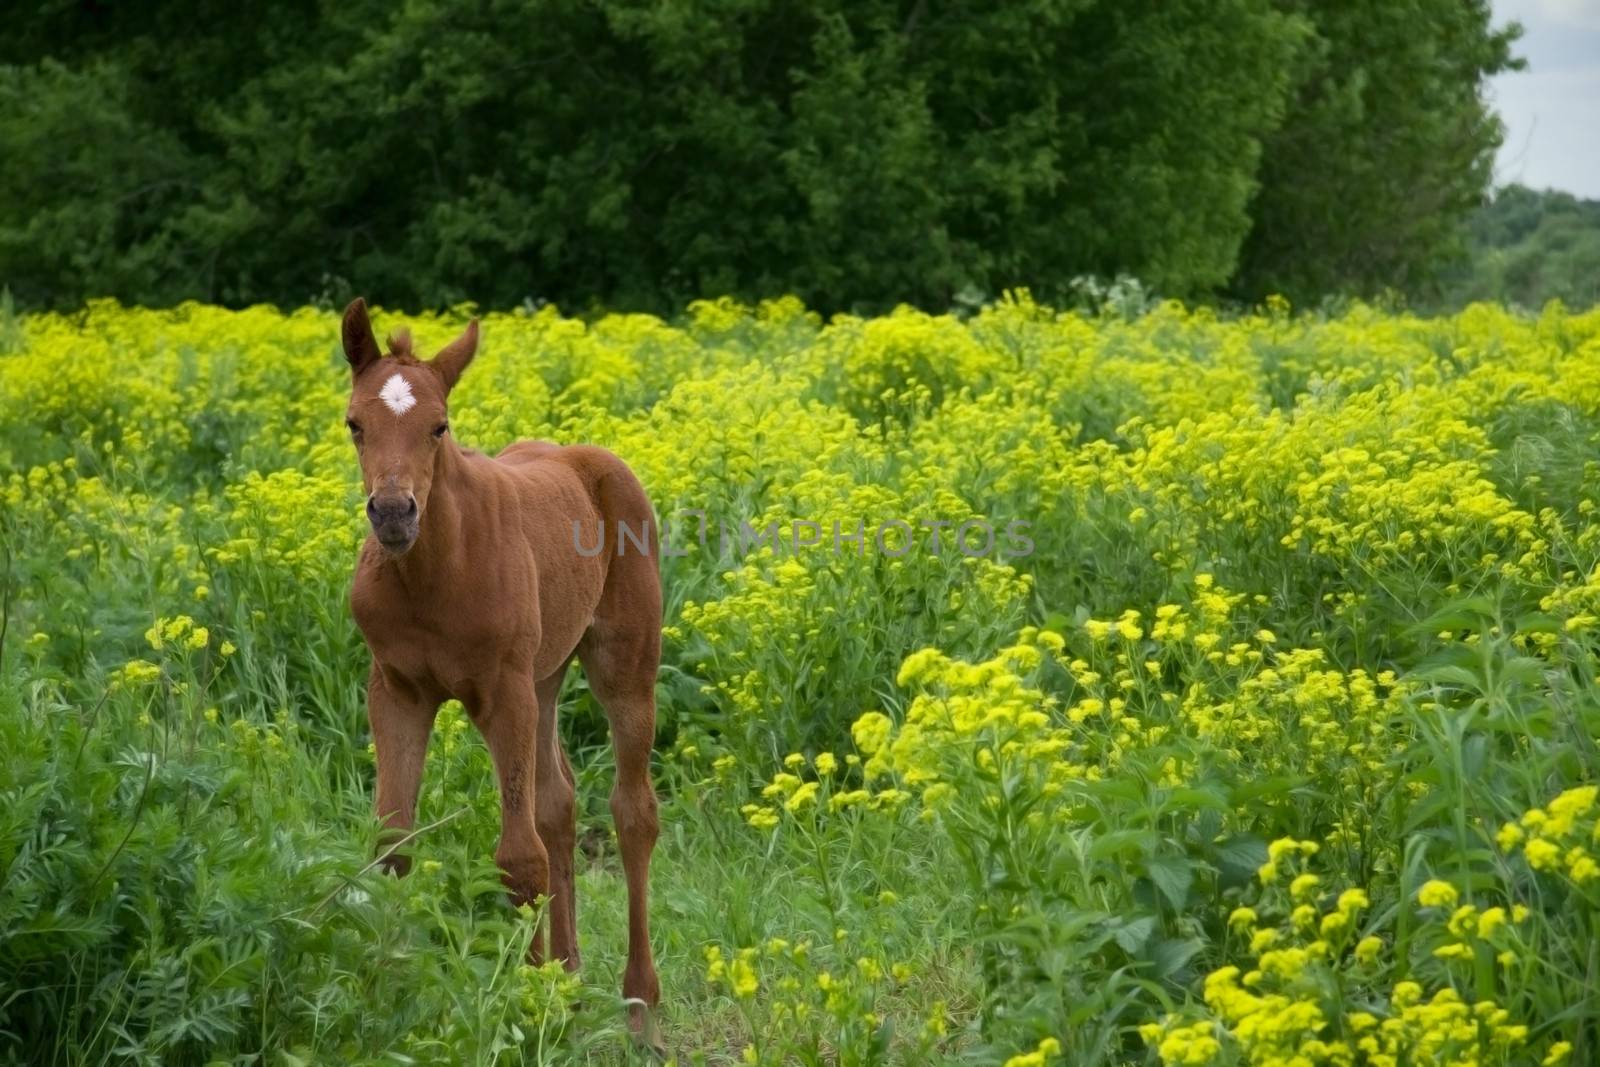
<box><xmin>365</xmin><ymin>497</ymin><xmax>378</xmax><ymax>520</ymax></box>
<box><xmin>405</xmin><ymin>496</ymin><xmax>418</xmax><ymax>518</ymax></box>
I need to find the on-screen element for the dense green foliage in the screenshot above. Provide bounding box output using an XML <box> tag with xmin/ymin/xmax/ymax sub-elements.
<box><xmin>0</xmin><ymin>0</ymin><xmax>1515</xmax><ymax>312</ymax></box>
<box><xmin>1233</xmin><ymin>0</ymin><xmax>1519</xmax><ymax>303</ymax></box>
<box><xmin>1440</xmin><ymin>184</ymin><xmax>1600</xmax><ymax>311</ymax></box>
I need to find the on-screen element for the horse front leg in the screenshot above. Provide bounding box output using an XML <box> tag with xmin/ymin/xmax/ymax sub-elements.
<box><xmin>368</xmin><ymin>663</ymin><xmax>439</xmax><ymax>876</ymax></box>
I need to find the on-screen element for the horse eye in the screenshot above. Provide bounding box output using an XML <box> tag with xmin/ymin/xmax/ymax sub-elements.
<box><xmin>346</xmin><ymin>419</ymin><xmax>362</xmax><ymax>436</ymax></box>
<box><xmin>432</xmin><ymin>422</ymin><xmax>449</xmax><ymax>438</ymax></box>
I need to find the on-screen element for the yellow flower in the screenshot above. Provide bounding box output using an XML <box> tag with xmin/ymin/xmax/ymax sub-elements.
<box><xmin>1391</xmin><ymin>981</ymin><xmax>1423</xmax><ymax>1008</ymax></box>
<box><xmin>116</xmin><ymin>659</ymin><xmax>162</xmax><ymax>686</ymax></box>
<box><xmin>784</xmin><ymin>781</ymin><xmax>820</xmax><ymax>812</ymax></box>
<box><xmin>1290</xmin><ymin>872</ymin><xmax>1321</xmax><ymax>902</ymax></box>
<box><xmin>1525</xmin><ymin>838</ymin><xmax>1561</xmax><ymax>870</ymax></box>
<box><xmin>220</xmin><ymin>640</ymin><xmax>237</xmax><ymax>657</ymax></box>
<box><xmin>1337</xmin><ymin>888</ymin><xmax>1369</xmax><ymax>914</ymax></box>
<box><xmin>762</xmin><ymin>773</ymin><xmax>802</xmax><ymax>798</ymax></box>
<box><xmin>1228</xmin><ymin>907</ymin><xmax>1257</xmax><ymax>932</ymax></box>
<box><xmin>829</xmin><ymin>789</ymin><xmax>870</xmax><ymax>811</ymax></box>
<box><xmin>1544</xmin><ymin>1040</ymin><xmax>1573</xmax><ymax>1066</ymax></box>
<box><xmin>1550</xmin><ymin>785</ymin><xmax>1598</xmax><ymax>821</ymax></box>
<box><xmin>1268</xmin><ymin>837</ymin><xmax>1315</xmax><ymax>863</ymax></box>
<box><xmin>742</xmin><ymin>805</ymin><xmax>778</xmax><ymax>830</ymax></box>
<box><xmin>729</xmin><ymin>956</ymin><xmax>758</xmax><ymax>998</ymax></box>
<box><xmin>851</xmin><ymin>712</ymin><xmax>893</xmax><ymax>755</ymax></box>
<box><xmin>1001</xmin><ymin>1036</ymin><xmax>1063</xmax><ymax>1067</ymax></box>
<box><xmin>814</xmin><ymin>752</ymin><xmax>837</xmax><ymax>775</ymax></box>
<box><xmin>186</xmin><ymin>626</ymin><xmax>209</xmax><ymax>650</ymax></box>
<box><xmin>1354</xmin><ymin>935</ymin><xmax>1382</xmax><ymax>964</ymax></box>
<box><xmin>1416</xmin><ymin>879</ymin><xmax>1459</xmax><ymax>908</ymax></box>
<box><xmin>1447</xmin><ymin>904</ymin><xmax>1479</xmax><ymax>938</ymax></box>
<box><xmin>1496</xmin><ymin>822</ymin><xmax>1525</xmax><ymax>851</ymax></box>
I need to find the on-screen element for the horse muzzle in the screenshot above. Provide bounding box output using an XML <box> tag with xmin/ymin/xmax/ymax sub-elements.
<box><xmin>367</xmin><ymin>492</ymin><xmax>419</xmax><ymax>554</ymax></box>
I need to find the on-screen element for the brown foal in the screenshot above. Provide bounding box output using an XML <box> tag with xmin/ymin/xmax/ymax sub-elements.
<box><xmin>338</xmin><ymin>299</ymin><xmax>662</xmax><ymax>1034</ymax></box>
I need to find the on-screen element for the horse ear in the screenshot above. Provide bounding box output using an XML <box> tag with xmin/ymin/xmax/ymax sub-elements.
<box><xmin>432</xmin><ymin>319</ymin><xmax>479</xmax><ymax>392</ymax></box>
<box><xmin>342</xmin><ymin>298</ymin><xmax>381</xmax><ymax>377</ymax></box>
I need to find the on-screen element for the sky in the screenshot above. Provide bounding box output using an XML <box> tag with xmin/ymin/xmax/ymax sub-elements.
<box><xmin>1490</xmin><ymin>0</ymin><xmax>1600</xmax><ymax>198</ymax></box>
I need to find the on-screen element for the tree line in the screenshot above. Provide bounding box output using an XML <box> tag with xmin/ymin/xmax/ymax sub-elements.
<box><xmin>1439</xmin><ymin>185</ymin><xmax>1600</xmax><ymax>312</ymax></box>
<box><xmin>0</xmin><ymin>0</ymin><xmax>1518</xmax><ymax>314</ymax></box>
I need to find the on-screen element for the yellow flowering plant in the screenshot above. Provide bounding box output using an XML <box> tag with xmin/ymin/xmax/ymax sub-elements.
<box><xmin>1142</xmin><ymin>852</ymin><xmax>1551</xmax><ymax>1067</ymax></box>
<box><xmin>8</xmin><ymin>298</ymin><xmax>1600</xmax><ymax>1062</ymax></box>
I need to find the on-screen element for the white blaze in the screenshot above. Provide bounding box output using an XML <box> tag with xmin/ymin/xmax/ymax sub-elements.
<box><xmin>378</xmin><ymin>373</ymin><xmax>416</xmax><ymax>416</ymax></box>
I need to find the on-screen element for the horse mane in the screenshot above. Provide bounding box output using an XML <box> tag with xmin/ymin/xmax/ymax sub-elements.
<box><xmin>386</xmin><ymin>328</ymin><xmax>415</xmax><ymax>359</ymax></box>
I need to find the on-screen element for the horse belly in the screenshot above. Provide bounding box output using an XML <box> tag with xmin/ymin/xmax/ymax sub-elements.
<box><xmin>528</xmin><ymin>553</ymin><xmax>606</xmax><ymax>678</ymax></box>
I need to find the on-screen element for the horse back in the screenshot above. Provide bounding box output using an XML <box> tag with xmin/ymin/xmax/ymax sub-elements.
<box><xmin>496</xmin><ymin>440</ymin><xmax>658</xmax><ymax>560</ymax></box>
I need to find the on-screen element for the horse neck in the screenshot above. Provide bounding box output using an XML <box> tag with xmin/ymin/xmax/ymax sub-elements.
<box><xmin>394</xmin><ymin>441</ymin><xmax>476</xmax><ymax>585</ymax></box>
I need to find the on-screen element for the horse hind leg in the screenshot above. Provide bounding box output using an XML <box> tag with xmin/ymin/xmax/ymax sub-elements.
<box><xmin>534</xmin><ymin>660</ymin><xmax>581</xmax><ymax>970</ymax></box>
<box><xmin>475</xmin><ymin>677</ymin><xmax>551</xmax><ymax>961</ymax></box>
<box><xmin>577</xmin><ymin>623</ymin><xmax>661</xmax><ymax>1041</ymax></box>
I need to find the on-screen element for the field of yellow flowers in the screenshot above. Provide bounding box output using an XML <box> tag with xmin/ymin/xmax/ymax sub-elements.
<box><xmin>5</xmin><ymin>295</ymin><xmax>1600</xmax><ymax>1065</ymax></box>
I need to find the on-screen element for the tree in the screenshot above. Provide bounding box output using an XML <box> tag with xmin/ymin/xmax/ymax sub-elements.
<box><xmin>1232</xmin><ymin>0</ymin><xmax>1521</xmax><ymax>304</ymax></box>
<box><xmin>1</xmin><ymin>0</ymin><xmax>1304</xmax><ymax>313</ymax></box>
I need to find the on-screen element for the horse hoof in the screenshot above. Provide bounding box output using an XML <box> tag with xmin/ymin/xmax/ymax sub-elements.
<box><xmin>624</xmin><ymin>999</ymin><xmax>665</xmax><ymax>1059</ymax></box>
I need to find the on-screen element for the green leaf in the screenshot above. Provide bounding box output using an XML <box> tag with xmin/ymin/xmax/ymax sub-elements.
<box><xmin>1145</xmin><ymin>854</ymin><xmax>1194</xmax><ymax>910</ymax></box>
<box><xmin>1409</xmin><ymin>664</ymin><xmax>1481</xmax><ymax>689</ymax></box>
<box><xmin>1211</xmin><ymin>834</ymin><xmax>1269</xmax><ymax>881</ymax></box>
<box><xmin>1161</xmin><ymin>787</ymin><xmax>1230</xmax><ymax>815</ymax></box>
<box><xmin>1112</xmin><ymin>915</ymin><xmax>1157</xmax><ymax>954</ymax></box>
<box><xmin>1089</xmin><ymin>829</ymin><xmax>1162</xmax><ymax>861</ymax></box>
<box><xmin>1227</xmin><ymin>776</ymin><xmax>1307</xmax><ymax>803</ymax></box>
<box><xmin>1146</xmin><ymin>936</ymin><xmax>1206</xmax><ymax>980</ymax></box>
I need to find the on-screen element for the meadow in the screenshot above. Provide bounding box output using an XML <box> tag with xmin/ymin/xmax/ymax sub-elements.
<box><xmin>4</xmin><ymin>294</ymin><xmax>1600</xmax><ymax>1066</ymax></box>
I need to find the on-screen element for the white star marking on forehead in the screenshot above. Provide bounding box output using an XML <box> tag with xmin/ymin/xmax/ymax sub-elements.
<box><xmin>378</xmin><ymin>372</ymin><xmax>416</xmax><ymax>416</ymax></box>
